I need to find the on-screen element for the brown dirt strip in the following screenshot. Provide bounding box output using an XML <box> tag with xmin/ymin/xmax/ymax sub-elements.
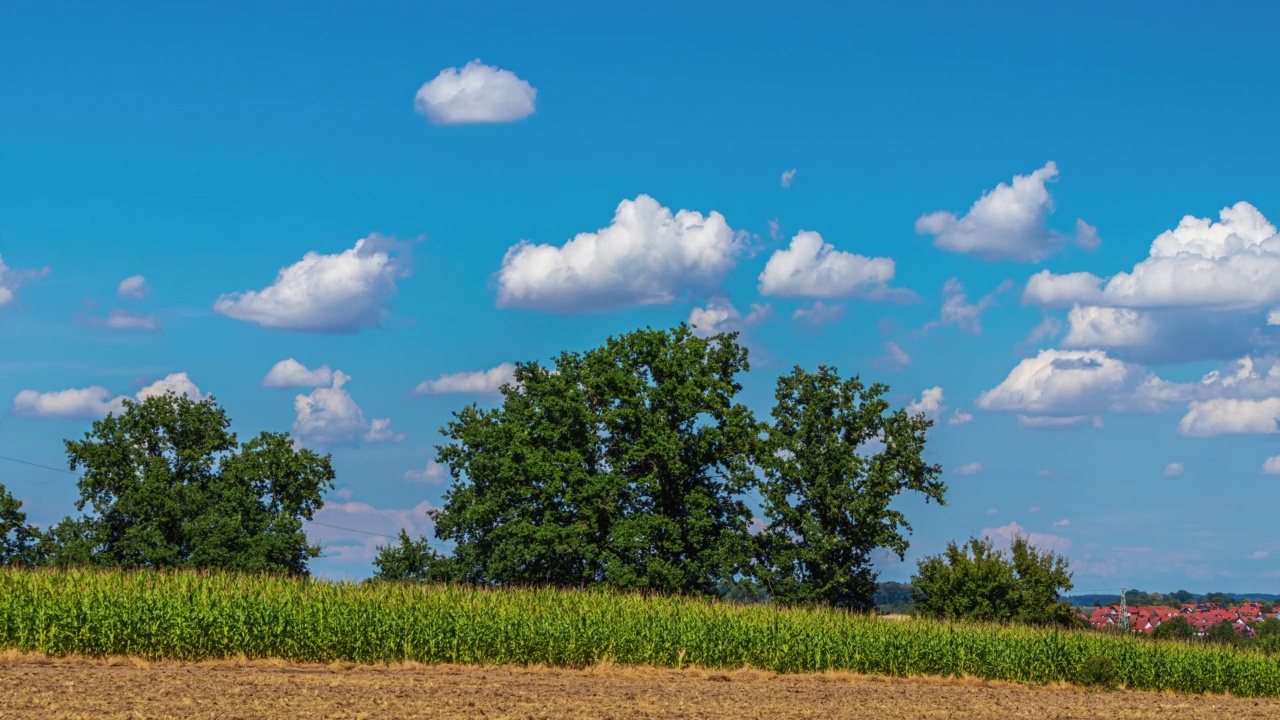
<box><xmin>3</xmin><ymin>653</ymin><xmax>1280</xmax><ymax>719</ymax></box>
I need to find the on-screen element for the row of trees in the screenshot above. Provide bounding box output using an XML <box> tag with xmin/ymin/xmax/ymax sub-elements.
<box><xmin>2</xmin><ymin>323</ymin><xmax>1077</xmax><ymax>623</ymax></box>
<box><xmin>372</xmin><ymin>325</ymin><xmax>947</xmax><ymax>611</ymax></box>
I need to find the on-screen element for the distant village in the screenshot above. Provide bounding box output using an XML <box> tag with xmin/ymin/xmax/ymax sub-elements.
<box><xmin>1081</xmin><ymin>601</ymin><xmax>1280</xmax><ymax>637</ymax></box>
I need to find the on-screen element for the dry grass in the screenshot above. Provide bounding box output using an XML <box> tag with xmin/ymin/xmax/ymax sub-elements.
<box><xmin>3</xmin><ymin>653</ymin><xmax>1280</xmax><ymax>719</ymax></box>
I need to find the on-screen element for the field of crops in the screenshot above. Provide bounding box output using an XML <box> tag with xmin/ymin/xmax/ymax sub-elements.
<box><xmin>3</xmin><ymin>568</ymin><xmax>1280</xmax><ymax>697</ymax></box>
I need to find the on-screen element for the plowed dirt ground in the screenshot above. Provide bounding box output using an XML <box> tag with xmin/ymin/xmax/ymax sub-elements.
<box><xmin>3</xmin><ymin>653</ymin><xmax>1280</xmax><ymax>719</ymax></box>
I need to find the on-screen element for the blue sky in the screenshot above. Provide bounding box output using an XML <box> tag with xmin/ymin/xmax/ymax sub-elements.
<box><xmin>3</xmin><ymin>0</ymin><xmax>1280</xmax><ymax>592</ymax></box>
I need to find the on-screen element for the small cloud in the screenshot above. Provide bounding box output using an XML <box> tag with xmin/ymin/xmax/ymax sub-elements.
<box><xmin>0</xmin><ymin>254</ymin><xmax>51</xmax><ymax>307</ymax></box>
<box><xmin>768</xmin><ymin>219</ymin><xmax>782</xmax><ymax>241</ymax></box>
<box><xmin>495</xmin><ymin>195</ymin><xmax>741</xmax><ymax>313</ymax></box>
<box><xmin>404</xmin><ymin>460</ymin><xmax>448</xmax><ymax>485</ymax></box>
<box><xmin>117</xmin><ymin>275</ymin><xmax>150</xmax><ymax>300</ymax></box>
<box><xmin>1250</xmin><ymin>550</ymin><xmax>1271</xmax><ymax>560</ymax></box>
<box><xmin>1265</xmin><ymin>456</ymin><xmax>1280</xmax><ymax>475</ymax></box>
<box><xmin>262</xmin><ymin>359</ymin><xmax>334</xmax><ymax>388</ymax></box>
<box><xmin>791</xmin><ymin>301</ymin><xmax>845</xmax><ymax>328</ymax></box>
<box><xmin>292</xmin><ymin>371</ymin><xmax>402</xmax><ymax>447</ymax></box>
<box><xmin>79</xmin><ymin>308</ymin><xmax>162</xmax><ymax>332</ymax></box>
<box><xmin>416</xmin><ymin>363</ymin><xmax>515</xmax><ymax>395</ymax></box>
<box><xmin>1075</xmin><ymin>219</ymin><xmax>1101</xmax><ymax>250</ymax></box>
<box><xmin>920</xmin><ymin>278</ymin><xmax>1014</xmax><ymax>335</ymax></box>
<box><xmin>873</xmin><ymin>341</ymin><xmax>911</xmax><ymax>371</ymax></box>
<box><xmin>214</xmin><ymin>235</ymin><xmax>410</xmax><ymax>334</ymax></box>
<box><xmin>413</xmin><ymin>60</ymin><xmax>537</xmax><ymax>125</ymax></box>
<box><xmin>948</xmin><ymin>409</ymin><xmax>974</xmax><ymax>426</ymax></box>
<box><xmin>688</xmin><ymin>298</ymin><xmax>772</xmax><ymax>338</ymax></box>
<box><xmin>981</xmin><ymin>521</ymin><xmax>1071</xmax><ymax>554</ymax></box>
<box><xmin>1017</xmin><ymin>316</ymin><xmax>1063</xmax><ymax>353</ymax></box>
<box><xmin>985</xmin><ymin>508</ymin><xmax>998</xmax><ymax>516</ymax></box>
<box><xmin>780</xmin><ymin>169</ymin><xmax>797</xmax><ymax>188</ymax></box>
<box><xmin>759</xmin><ymin>231</ymin><xmax>899</xmax><ymax>299</ymax></box>
<box><xmin>1053</xmin><ymin>519</ymin><xmax>1071</xmax><ymax>528</ymax></box>
<box><xmin>1036</xmin><ymin>468</ymin><xmax>1052</xmax><ymax>477</ymax></box>
<box><xmin>1017</xmin><ymin>414</ymin><xmax>1105</xmax><ymax>430</ymax></box>
<box><xmin>332</xmin><ymin>488</ymin><xmax>355</xmax><ymax>501</ymax></box>
<box><xmin>1162</xmin><ymin>462</ymin><xmax>1184</xmax><ymax>478</ymax></box>
<box><xmin>364</xmin><ymin>418</ymin><xmax>403</xmax><ymax>443</ymax></box>
<box><xmin>915</xmin><ymin>162</ymin><xmax>1065</xmax><ymax>262</ymax></box>
<box><xmin>954</xmin><ymin>462</ymin><xmax>983</xmax><ymax>475</ymax></box>
<box><xmin>906</xmin><ymin>386</ymin><xmax>945</xmax><ymax>419</ymax></box>
<box><xmin>1028</xmin><ymin>506</ymin><xmax>1042</xmax><ymax>514</ymax></box>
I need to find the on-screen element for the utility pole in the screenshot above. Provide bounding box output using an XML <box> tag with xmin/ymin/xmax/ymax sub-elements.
<box><xmin>1120</xmin><ymin>588</ymin><xmax>1128</xmax><ymax>631</ymax></box>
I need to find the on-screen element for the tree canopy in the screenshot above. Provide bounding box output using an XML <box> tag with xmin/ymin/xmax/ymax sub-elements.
<box><xmin>0</xmin><ymin>483</ymin><xmax>38</xmax><ymax>565</ymax></box>
<box><xmin>753</xmin><ymin>366</ymin><xmax>944</xmax><ymax>611</ymax></box>
<box><xmin>44</xmin><ymin>392</ymin><xmax>335</xmax><ymax>574</ymax></box>
<box><xmin>911</xmin><ymin>534</ymin><xmax>1076</xmax><ymax>626</ymax></box>
<box><xmin>376</xmin><ymin>324</ymin><xmax>946</xmax><ymax>610</ymax></box>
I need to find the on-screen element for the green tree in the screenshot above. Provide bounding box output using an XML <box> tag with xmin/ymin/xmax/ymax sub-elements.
<box><xmin>912</xmin><ymin>534</ymin><xmax>1076</xmax><ymax>626</ymax></box>
<box><xmin>1153</xmin><ymin>614</ymin><xmax>1194</xmax><ymax>640</ymax></box>
<box><xmin>57</xmin><ymin>392</ymin><xmax>334</xmax><ymax>573</ymax></box>
<box><xmin>381</xmin><ymin>325</ymin><xmax>759</xmax><ymax>595</ymax></box>
<box><xmin>753</xmin><ymin>366</ymin><xmax>944</xmax><ymax>611</ymax></box>
<box><xmin>0</xmin><ymin>483</ymin><xmax>39</xmax><ymax>565</ymax></box>
<box><xmin>1206</xmin><ymin>619</ymin><xmax>1239</xmax><ymax>644</ymax></box>
<box><xmin>372</xmin><ymin>531</ymin><xmax>458</xmax><ymax>583</ymax></box>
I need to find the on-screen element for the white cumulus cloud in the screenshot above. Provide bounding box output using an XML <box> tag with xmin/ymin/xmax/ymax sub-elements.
<box><xmin>977</xmin><ymin>349</ymin><xmax>1179</xmax><ymax>420</ymax></box>
<box><xmin>14</xmin><ymin>373</ymin><xmax>204</xmax><ymax>420</ymax></box>
<box><xmin>780</xmin><ymin>169</ymin><xmax>796</xmax><ymax>188</ymax></box>
<box><xmin>262</xmin><ymin>359</ymin><xmax>334</xmax><ymax>388</ymax></box>
<box><xmin>907</xmin><ymin>386</ymin><xmax>945</xmax><ymax>419</ymax></box>
<box><xmin>687</xmin><ymin>298</ymin><xmax>771</xmax><ymax>337</ymax></box>
<box><xmin>1263</xmin><ymin>456</ymin><xmax>1280</xmax><ymax>475</ymax></box>
<box><xmin>1024</xmin><ymin>202</ymin><xmax>1280</xmax><ymax>363</ymax></box>
<box><xmin>214</xmin><ymin>235</ymin><xmax>408</xmax><ymax>333</ymax></box>
<box><xmin>954</xmin><ymin>462</ymin><xmax>983</xmax><ymax>475</ymax></box>
<box><xmin>496</xmin><ymin>195</ymin><xmax>741</xmax><ymax>312</ymax></box>
<box><xmin>1162</xmin><ymin>462</ymin><xmax>1184</xmax><ymax>477</ymax></box>
<box><xmin>758</xmin><ymin>231</ymin><xmax>898</xmax><ymax>299</ymax></box>
<box><xmin>413</xmin><ymin>60</ymin><xmax>536</xmax><ymax>125</ymax></box>
<box><xmin>1177</xmin><ymin>398</ymin><xmax>1280</xmax><ymax>437</ymax></box>
<box><xmin>915</xmin><ymin>162</ymin><xmax>1089</xmax><ymax>262</ymax></box>
<box><xmin>292</xmin><ymin>371</ymin><xmax>402</xmax><ymax>447</ymax></box>
<box><xmin>416</xmin><ymin>363</ymin><xmax>515</xmax><ymax>395</ymax></box>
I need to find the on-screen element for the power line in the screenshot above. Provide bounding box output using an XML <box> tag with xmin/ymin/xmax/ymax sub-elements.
<box><xmin>307</xmin><ymin>521</ymin><xmax>398</xmax><ymax>540</ymax></box>
<box><xmin>0</xmin><ymin>454</ymin><xmax>78</xmax><ymax>476</ymax></box>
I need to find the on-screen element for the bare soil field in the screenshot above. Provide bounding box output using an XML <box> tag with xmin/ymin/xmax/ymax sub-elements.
<box><xmin>3</xmin><ymin>654</ymin><xmax>1280</xmax><ymax>720</ymax></box>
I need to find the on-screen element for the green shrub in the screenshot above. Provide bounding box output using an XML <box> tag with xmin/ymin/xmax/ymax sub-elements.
<box><xmin>1077</xmin><ymin>654</ymin><xmax>1118</xmax><ymax>689</ymax></box>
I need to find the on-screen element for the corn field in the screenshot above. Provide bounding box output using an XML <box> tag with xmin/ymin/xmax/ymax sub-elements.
<box><xmin>2</xmin><ymin>568</ymin><xmax>1279</xmax><ymax>696</ymax></box>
